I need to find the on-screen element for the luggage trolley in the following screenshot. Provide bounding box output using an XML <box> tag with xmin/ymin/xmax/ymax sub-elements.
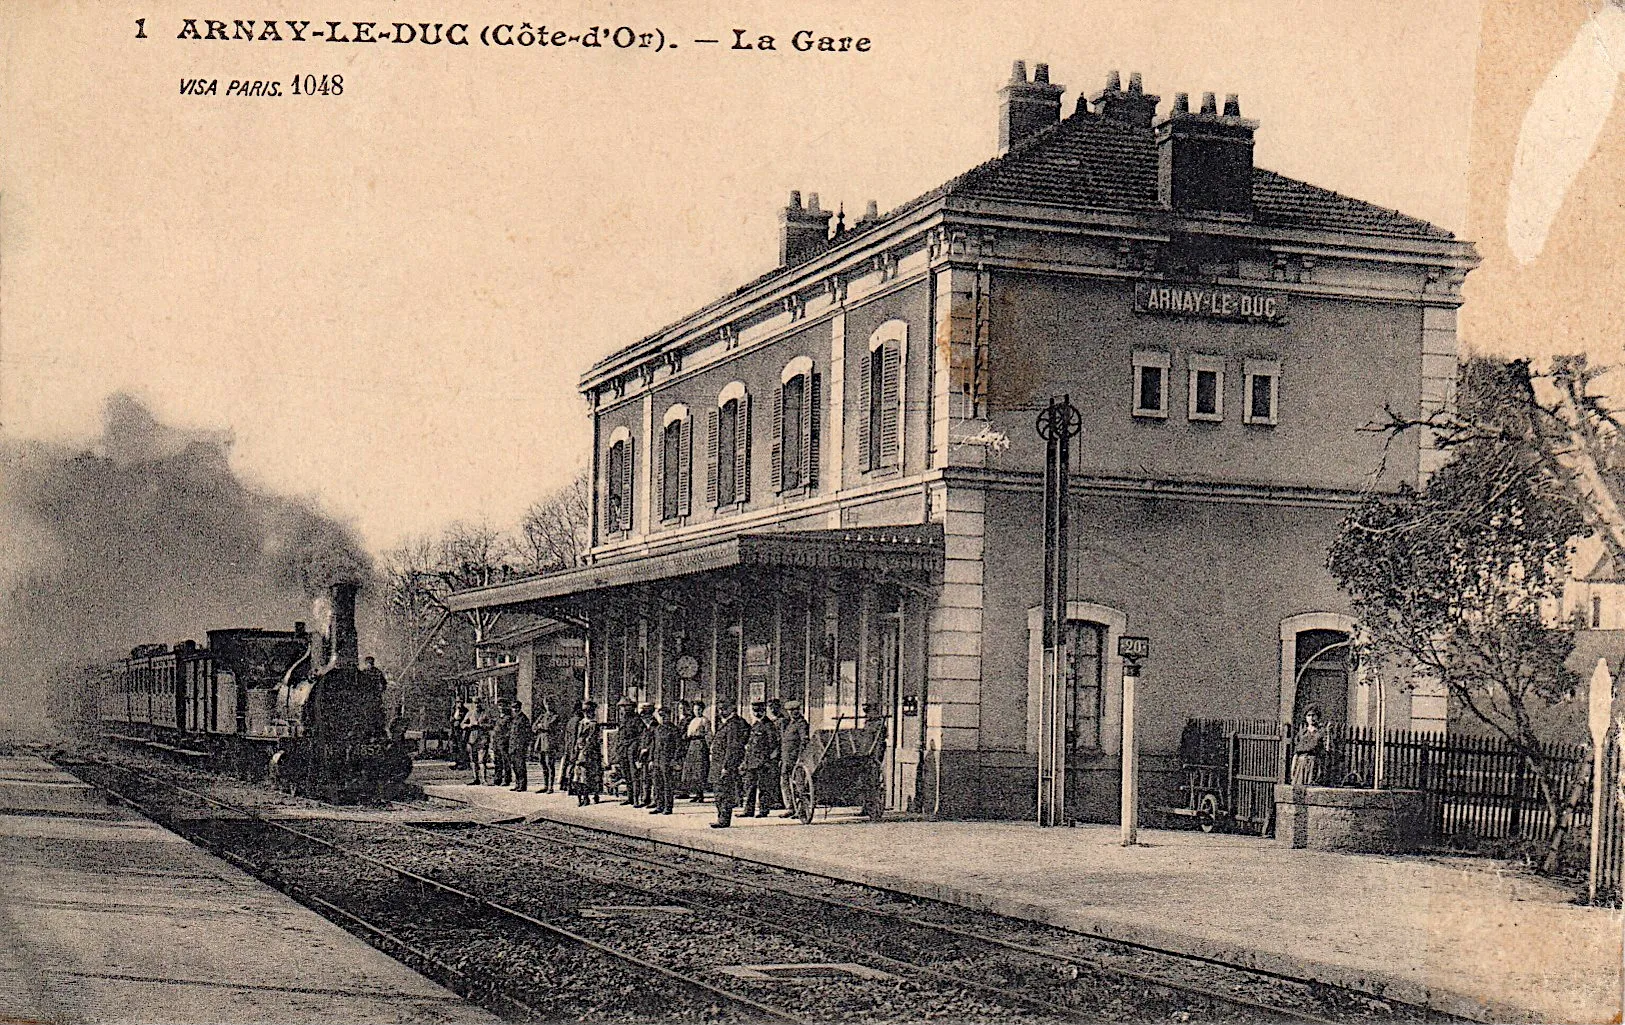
<box><xmin>1155</xmin><ymin>718</ymin><xmax>1288</xmax><ymax>835</ymax></box>
<box><xmin>787</xmin><ymin>715</ymin><xmax>886</xmax><ymax>824</ymax></box>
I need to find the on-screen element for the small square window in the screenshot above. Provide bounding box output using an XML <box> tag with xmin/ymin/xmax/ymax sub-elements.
<box><xmin>1132</xmin><ymin>350</ymin><xmax>1170</xmax><ymax>419</ymax></box>
<box><xmin>1187</xmin><ymin>355</ymin><xmax>1224</xmax><ymax>422</ymax></box>
<box><xmin>1243</xmin><ymin>358</ymin><xmax>1280</xmax><ymax>426</ymax></box>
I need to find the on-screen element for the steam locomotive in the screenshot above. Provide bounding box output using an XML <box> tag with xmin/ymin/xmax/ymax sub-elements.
<box><xmin>96</xmin><ymin>581</ymin><xmax>412</xmax><ymax>803</ymax></box>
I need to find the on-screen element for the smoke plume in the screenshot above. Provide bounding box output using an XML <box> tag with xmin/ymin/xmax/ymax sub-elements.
<box><xmin>0</xmin><ymin>394</ymin><xmax>374</xmax><ymax>730</ymax></box>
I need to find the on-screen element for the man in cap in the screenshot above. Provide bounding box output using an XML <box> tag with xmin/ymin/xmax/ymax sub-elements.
<box><xmin>492</xmin><ymin>699</ymin><xmax>514</xmax><ymax>788</ymax></box>
<box><xmin>777</xmin><ymin>699</ymin><xmax>811</xmax><ymax>817</ymax></box>
<box><xmin>613</xmin><ymin>697</ymin><xmax>642</xmax><ymax>805</ymax></box>
<box><xmin>710</xmin><ymin>703</ymin><xmax>750</xmax><ymax>828</ymax></box>
<box><xmin>742</xmin><ymin>700</ymin><xmax>780</xmax><ymax>818</ymax></box>
<box><xmin>647</xmin><ymin>707</ymin><xmax>681</xmax><ymax>815</ymax></box>
<box><xmin>634</xmin><ymin>702</ymin><xmax>658</xmax><ymax>807</ymax></box>
<box><xmin>506</xmin><ymin>699</ymin><xmax>532</xmax><ymax>792</ymax></box>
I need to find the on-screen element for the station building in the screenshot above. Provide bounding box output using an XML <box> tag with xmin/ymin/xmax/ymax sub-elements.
<box><xmin>446</xmin><ymin>64</ymin><xmax>1478</xmax><ymax>821</ymax></box>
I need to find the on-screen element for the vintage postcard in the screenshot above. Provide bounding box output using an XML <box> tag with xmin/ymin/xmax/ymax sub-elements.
<box><xmin>2</xmin><ymin>1</ymin><xmax>1624</xmax><ymax>1022</ymax></box>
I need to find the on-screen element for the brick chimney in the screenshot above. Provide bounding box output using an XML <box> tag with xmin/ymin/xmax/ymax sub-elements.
<box><xmin>779</xmin><ymin>190</ymin><xmax>833</xmax><ymax>267</ymax></box>
<box><xmin>998</xmin><ymin>60</ymin><xmax>1064</xmax><ymax>153</ymax></box>
<box><xmin>1155</xmin><ymin>90</ymin><xmax>1257</xmax><ymax>217</ymax></box>
<box><xmin>1090</xmin><ymin>70</ymin><xmax>1160</xmax><ymax>129</ymax></box>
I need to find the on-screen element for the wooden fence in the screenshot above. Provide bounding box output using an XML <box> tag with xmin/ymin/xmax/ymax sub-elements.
<box><xmin>1184</xmin><ymin>719</ymin><xmax>1625</xmax><ymax>895</ymax></box>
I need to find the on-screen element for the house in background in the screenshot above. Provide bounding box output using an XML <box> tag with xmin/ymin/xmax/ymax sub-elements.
<box><xmin>447</xmin><ymin>63</ymin><xmax>1477</xmax><ymax>821</ymax></box>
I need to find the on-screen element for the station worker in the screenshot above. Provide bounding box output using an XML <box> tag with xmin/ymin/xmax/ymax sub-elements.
<box><xmin>742</xmin><ymin>701</ymin><xmax>780</xmax><ymax>817</ymax></box>
<box><xmin>573</xmin><ymin>702</ymin><xmax>604</xmax><ymax>806</ymax></box>
<box><xmin>506</xmin><ymin>699</ymin><xmax>533</xmax><ymax>792</ymax></box>
<box><xmin>449</xmin><ymin>701</ymin><xmax>469</xmax><ymax>770</ymax></box>
<box><xmin>710</xmin><ymin>704</ymin><xmax>751</xmax><ymax>828</ymax></box>
<box><xmin>493</xmin><ymin>700</ymin><xmax>515</xmax><ymax>788</ymax></box>
<box><xmin>648</xmin><ymin>707</ymin><xmax>681</xmax><ymax>815</ymax></box>
<box><xmin>777</xmin><ymin>700</ymin><xmax>811</xmax><ymax>818</ymax></box>
<box><xmin>682</xmin><ymin>701</ymin><xmax>712</xmax><ymax>803</ymax></box>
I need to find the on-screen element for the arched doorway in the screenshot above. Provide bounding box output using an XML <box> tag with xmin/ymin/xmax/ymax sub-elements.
<box><xmin>1278</xmin><ymin>612</ymin><xmax>1357</xmax><ymax>728</ymax></box>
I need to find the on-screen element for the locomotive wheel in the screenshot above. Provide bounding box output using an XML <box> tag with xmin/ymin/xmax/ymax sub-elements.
<box><xmin>1197</xmin><ymin>792</ymin><xmax>1222</xmax><ymax>833</ymax></box>
<box><xmin>790</xmin><ymin>765</ymin><xmax>814</xmax><ymax>824</ymax></box>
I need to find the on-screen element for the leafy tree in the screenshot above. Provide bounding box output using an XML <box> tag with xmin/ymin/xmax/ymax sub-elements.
<box><xmin>1329</xmin><ymin>357</ymin><xmax>1591</xmax><ymax>864</ymax></box>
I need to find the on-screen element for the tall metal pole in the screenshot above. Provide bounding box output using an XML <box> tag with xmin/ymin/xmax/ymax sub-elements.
<box><xmin>1035</xmin><ymin>396</ymin><xmax>1079</xmax><ymax>828</ymax></box>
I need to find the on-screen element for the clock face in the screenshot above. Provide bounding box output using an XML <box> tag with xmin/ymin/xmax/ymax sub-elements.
<box><xmin>675</xmin><ymin>655</ymin><xmax>700</xmax><ymax>680</ymax></box>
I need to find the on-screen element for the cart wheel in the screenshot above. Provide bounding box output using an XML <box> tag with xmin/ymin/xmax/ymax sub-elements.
<box><xmin>1197</xmin><ymin>792</ymin><xmax>1221</xmax><ymax>833</ymax></box>
<box><xmin>790</xmin><ymin>766</ymin><xmax>814</xmax><ymax>824</ymax></box>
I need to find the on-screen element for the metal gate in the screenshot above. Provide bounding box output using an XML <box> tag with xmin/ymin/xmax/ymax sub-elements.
<box><xmin>1232</xmin><ymin>726</ymin><xmax>1288</xmax><ymax>835</ymax></box>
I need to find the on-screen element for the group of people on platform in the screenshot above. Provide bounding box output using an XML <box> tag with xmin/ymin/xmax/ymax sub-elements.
<box><xmin>446</xmin><ymin>694</ymin><xmax>814</xmax><ymax>829</ymax></box>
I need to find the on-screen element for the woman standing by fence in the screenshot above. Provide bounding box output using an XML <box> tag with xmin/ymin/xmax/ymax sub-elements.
<box><xmin>1291</xmin><ymin>707</ymin><xmax>1325</xmax><ymax>787</ymax></box>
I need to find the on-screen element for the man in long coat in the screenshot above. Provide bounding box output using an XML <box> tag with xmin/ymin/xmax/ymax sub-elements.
<box><xmin>506</xmin><ymin>699</ymin><xmax>533</xmax><ymax>792</ymax></box>
<box><xmin>710</xmin><ymin>705</ymin><xmax>750</xmax><ymax>828</ymax></box>
<box><xmin>777</xmin><ymin>699</ymin><xmax>811</xmax><ymax>817</ymax></box>
<box><xmin>647</xmin><ymin>707</ymin><xmax>681</xmax><ymax>815</ymax></box>
<box><xmin>742</xmin><ymin>701</ymin><xmax>780</xmax><ymax>818</ymax></box>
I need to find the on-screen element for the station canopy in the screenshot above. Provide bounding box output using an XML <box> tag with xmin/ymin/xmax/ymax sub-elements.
<box><xmin>442</xmin><ymin>525</ymin><xmax>944</xmax><ymax>616</ymax></box>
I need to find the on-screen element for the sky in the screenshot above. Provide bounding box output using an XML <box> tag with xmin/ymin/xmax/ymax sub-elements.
<box><xmin>1</xmin><ymin>0</ymin><xmax>1489</xmax><ymax>552</ymax></box>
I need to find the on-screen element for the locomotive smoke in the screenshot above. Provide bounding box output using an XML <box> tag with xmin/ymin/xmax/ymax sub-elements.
<box><xmin>0</xmin><ymin>394</ymin><xmax>374</xmax><ymax>731</ymax></box>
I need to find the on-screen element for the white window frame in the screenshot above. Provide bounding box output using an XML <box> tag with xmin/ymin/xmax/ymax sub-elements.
<box><xmin>1131</xmin><ymin>349</ymin><xmax>1170</xmax><ymax>419</ymax></box>
<box><xmin>1242</xmin><ymin>357</ymin><xmax>1280</xmax><ymax>426</ymax></box>
<box><xmin>1187</xmin><ymin>353</ymin><xmax>1225</xmax><ymax>422</ymax></box>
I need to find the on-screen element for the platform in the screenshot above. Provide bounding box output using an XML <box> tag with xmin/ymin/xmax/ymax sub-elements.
<box><xmin>0</xmin><ymin>755</ymin><xmax>498</xmax><ymax>1024</ymax></box>
<box><xmin>420</xmin><ymin>760</ymin><xmax>1620</xmax><ymax>1024</ymax></box>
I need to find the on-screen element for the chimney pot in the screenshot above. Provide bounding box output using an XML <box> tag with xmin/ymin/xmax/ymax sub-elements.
<box><xmin>788</xmin><ymin>190</ymin><xmax>802</xmax><ymax>210</ymax></box>
<box><xmin>779</xmin><ymin>188</ymin><xmax>833</xmax><ymax>266</ymax></box>
<box><xmin>997</xmin><ymin>58</ymin><xmax>1065</xmax><ymax>152</ymax></box>
<box><xmin>1092</xmin><ymin>70</ymin><xmax>1159</xmax><ymax>129</ymax></box>
<box><xmin>1033</xmin><ymin>62</ymin><xmax>1050</xmax><ymax>84</ymax></box>
<box><xmin>864</xmin><ymin>199</ymin><xmax>879</xmax><ymax>221</ymax></box>
<box><xmin>808</xmin><ymin>192</ymin><xmax>822</xmax><ymax>213</ymax></box>
<box><xmin>1157</xmin><ymin>89</ymin><xmax>1256</xmax><ymax>217</ymax></box>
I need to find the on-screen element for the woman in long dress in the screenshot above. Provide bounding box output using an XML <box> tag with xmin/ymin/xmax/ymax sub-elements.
<box><xmin>681</xmin><ymin>700</ymin><xmax>712</xmax><ymax>802</ymax></box>
<box><xmin>572</xmin><ymin>703</ymin><xmax>603</xmax><ymax>806</ymax></box>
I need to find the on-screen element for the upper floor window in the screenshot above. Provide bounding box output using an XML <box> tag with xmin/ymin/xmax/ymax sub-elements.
<box><xmin>707</xmin><ymin>382</ymin><xmax>751</xmax><ymax>509</ymax></box>
<box><xmin>773</xmin><ymin>356</ymin><xmax>821</xmax><ymax>494</ymax></box>
<box><xmin>861</xmin><ymin>321</ymin><xmax>906</xmax><ymax>472</ymax></box>
<box><xmin>1132</xmin><ymin>350</ymin><xmax>1170</xmax><ymax>419</ymax></box>
<box><xmin>1243</xmin><ymin>358</ymin><xmax>1280</xmax><ymax>426</ymax></box>
<box><xmin>1188</xmin><ymin>353</ymin><xmax>1224</xmax><ymax>422</ymax></box>
<box><xmin>657</xmin><ymin>405</ymin><xmax>692</xmax><ymax>523</ymax></box>
<box><xmin>605</xmin><ymin>428</ymin><xmax>634</xmax><ymax>534</ymax></box>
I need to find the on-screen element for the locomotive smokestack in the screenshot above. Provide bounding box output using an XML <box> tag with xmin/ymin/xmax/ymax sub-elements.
<box><xmin>326</xmin><ymin>580</ymin><xmax>359</xmax><ymax>671</ymax></box>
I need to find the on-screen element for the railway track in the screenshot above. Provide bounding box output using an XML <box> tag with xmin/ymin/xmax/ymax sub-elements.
<box><xmin>65</xmin><ymin>753</ymin><xmax>1460</xmax><ymax>1023</ymax></box>
<box><xmin>406</xmin><ymin>818</ymin><xmax>1437</xmax><ymax>1024</ymax></box>
<box><xmin>66</xmin><ymin>758</ymin><xmax>796</xmax><ymax>1024</ymax></box>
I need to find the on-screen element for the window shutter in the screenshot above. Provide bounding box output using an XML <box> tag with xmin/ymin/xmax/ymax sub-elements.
<box><xmin>705</xmin><ymin>408</ymin><xmax>720</xmax><ymax>509</ymax></box>
<box><xmin>770</xmin><ymin>384</ymin><xmax>785</xmax><ymax>494</ymax></box>
<box><xmin>654</xmin><ymin>426</ymin><xmax>666</xmax><ymax>523</ymax></box>
<box><xmin>735</xmin><ymin>393</ymin><xmax>751</xmax><ymax>503</ymax></box>
<box><xmin>880</xmin><ymin>341</ymin><xmax>901</xmax><ymax>468</ymax></box>
<box><xmin>806</xmin><ymin>372</ymin><xmax>821</xmax><ymax>489</ymax></box>
<box><xmin>678</xmin><ymin>415</ymin><xmax>693</xmax><ymax>517</ymax></box>
<box><xmin>858</xmin><ymin>347</ymin><xmax>873</xmax><ymax>471</ymax></box>
<box><xmin>619</xmin><ymin>436</ymin><xmax>634</xmax><ymax>532</ymax></box>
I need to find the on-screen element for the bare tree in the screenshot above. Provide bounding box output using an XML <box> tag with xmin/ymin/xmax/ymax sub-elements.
<box><xmin>432</xmin><ymin>521</ymin><xmax>524</xmax><ymax>659</ymax></box>
<box><xmin>518</xmin><ymin>469</ymin><xmax>590</xmax><ymax>574</ymax></box>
